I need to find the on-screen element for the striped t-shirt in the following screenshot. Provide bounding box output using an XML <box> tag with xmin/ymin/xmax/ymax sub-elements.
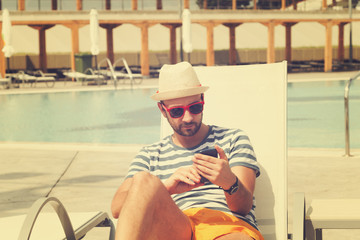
<box><xmin>125</xmin><ymin>125</ymin><xmax>260</xmax><ymax>229</ymax></box>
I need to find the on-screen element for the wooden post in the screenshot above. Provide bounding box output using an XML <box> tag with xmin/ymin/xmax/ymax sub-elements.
<box><xmin>184</xmin><ymin>0</ymin><xmax>189</xmax><ymax>9</ymax></box>
<box><xmin>100</xmin><ymin>24</ymin><xmax>121</xmax><ymax>64</ymax></box>
<box><xmin>281</xmin><ymin>0</ymin><xmax>286</xmax><ymax>10</ymax></box>
<box><xmin>283</xmin><ymin>22</ymin><xmax>297</xmax><ymax>62</ymax></box>
<box><xmin>202</xmin><ymin>22</ymin><xmax>215</xmax><ymax>66</ymax></box>
<box><xmin>254</xmin><ymin>0</ymin><xmax>257</xmax><ymax>10</ymax></box>
<box><xmin>232</xmin><ymin>0</ymin><xmax>237</xmax><ymax>10</ymax></box>
<box><xmin>71</xmin><ymin>25</ymin><xmax>80</xmax><ymax>73</ymax></box>
<box><xmin>162</xmin><ymin>24</ymin><xmax>182</xmax><ymax>64</ymax></box>
<box><xmin>29</xmin><ymin>25</ymin><xmax>55</xmax><ymax>72</ymax></box>
<box><xmin>105</xmin><ymin>0</ymin><xmax>111</xmax><ymax>10</ymax></box>
<box><xmin>134</xmin><ymin>23</ymin><xmax>151</xmax><ymax>76</ymax></box>
<box><xmin>18</xmin><ymin>0</ymin><xmax>25</xmax><ymax>11</ymax></box>
<box><xmin>203</xmin><ymin>0</ymin><xmax>207</xmax><ymax>9</ymax></box>
<box><xmin>322</xmin><ymin>0</ymin><xmax>327</xmax><ymax>10</ymax></box>
<box><xmin>77</xmin><ymin>0</ymin><xmax>82</xmax><ymax>10</ymax></box>
<box><xmin>262</xmin><ymin>21</ymin><xmax>276</xmax><ymax>63</ymax></box>
<box><xmin>132</xmin><ymin>0</ymin><xmax>138</xmax><ymax>10</ymax></box>
<box><xmin>323</xmin><ymin>20</ymin><xmax>333</xmax><ymax>72</ymax></box>
<box><xmin>268</xmin><ymin>22</ymin><xmax>275</xmax><ymax>63</ymax></box>
<box><xmin>38</xmin><ymin>27</ymin><xmax>47</xmax><ymax>72</ymax></box>
<box><xmin>51</xmin><ymin>0</ymin><xmax>57</xmax><ymax>10</ymax></box>
<box><xmin>338</xmin><ymin>22</ymin><xmax>346</xmax><ymax>61</ymax></box>
<box><xmin>156</xmin><ymin>0</ymin><xmax>163</xmax><ymax>10</ymax></box>
<box><xmin>0</xmin><ymin>23</ymin><xmax>5</xmax><ymax>77</ymax></box>
<box><xmin>224</xmin><ymin>23</ymin><xmax>241</xmax><ymax>65</ymax></box>
<box><xmin>63</xmin><ymin>23</ymin><xmax>85</xmax><ymax>74</ymax></box>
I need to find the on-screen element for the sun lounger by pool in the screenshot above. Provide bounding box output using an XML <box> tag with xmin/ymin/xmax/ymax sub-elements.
<box><xmin>63</xmin><ymin>68</ymin><xmax>105</xmax><ymax>86</ymax></box>
<box><xmin>160</xmin><ymin>61</ymin><xmax>295</xmax><ymax>239</ymax></box>
<box><xmin>97</xmin><ymin>57</ymin><xmax>143</xmax><ymax>88</ymax></box>
<box><xmin>14</xmin><ymin>70</ymin><xmax>56</xmax><ymax>88</ymax></box>
<box><xmin>0</xmin><ymin>73</ymin><xmax>11</xmax><ymax>89</ymax></box>
<box><xmin>304</xmin><ymin>198</ymin><xmax>360</xmax><ymax>240</ymax></box>
<box><xmin>112</xmin><ymin>58</ymin><xmax>143</xmax><ymax>86</ymax></box>
<box><xmin>32</xmin><ymin>70</ymin><xmax>56</xmax><ymax>87</ymax></box>
<box><xmin>0</xmin><ymin>197</ymin><xmax>115</xmax><ymax>240</ymax></box>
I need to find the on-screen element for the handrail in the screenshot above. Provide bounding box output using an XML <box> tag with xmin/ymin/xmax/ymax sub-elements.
<box><xmin>98</xmin><ymin>58</ymin><xmax>118</xmax><ymax>88</ymax></box>
<box><xmin>344</xmin><ymin>71</ymin><xmax>360</xmax><ymax>157</ymax></box>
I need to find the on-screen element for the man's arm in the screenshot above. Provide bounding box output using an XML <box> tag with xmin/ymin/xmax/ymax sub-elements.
<box><xmin>223</xmin><ymin>166</ymin><xmax>256</xmax><ymax>216</ymax></box>
<box><xmin>192</xmin><ymin>145</ymin><xmax>256</xmax><ymax>216</ymax></box>
<box><xmin>111</xmin><ymin>177</ymin><xmax>133</xmax><ymax>218</ymax></box>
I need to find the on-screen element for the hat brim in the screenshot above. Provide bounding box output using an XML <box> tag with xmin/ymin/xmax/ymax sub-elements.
<box><xmin>151</xmin><ymin>86</ymin><xmax>209</xmax><ymax>101</ymax></box>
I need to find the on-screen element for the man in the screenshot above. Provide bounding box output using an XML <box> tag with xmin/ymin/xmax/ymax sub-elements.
<box><xmin>111</xmin><ymin>62</ymin><xmax>263</xmax><ymax>240</ymax></box>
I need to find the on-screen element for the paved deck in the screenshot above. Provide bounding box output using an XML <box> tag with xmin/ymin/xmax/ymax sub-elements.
<box><xmin>1</xmin><ymin>143</ymin><xmax>360</xmax><ymax>239</ymax></box>
<box><xmin>1</xmin><ymin>70</ymin><xmax>360</xmax><ymax>239</ymax></box>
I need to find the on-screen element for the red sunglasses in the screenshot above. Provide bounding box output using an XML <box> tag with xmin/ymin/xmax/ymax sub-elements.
<box><xmin>161</xmin><ymin>101</ymin><xmax>205</xmax><ymax>118</ymax></box>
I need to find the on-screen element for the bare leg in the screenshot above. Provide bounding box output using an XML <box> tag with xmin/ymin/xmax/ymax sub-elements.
<box><xmin>116</xmin><ymin>171</ymin><xmax>192</xmax><ymax>240</ymax></box>
<box><xmin>216</xmin><ymin>232</ymin><xmax>253</xmax><ymax>240</ymax></box>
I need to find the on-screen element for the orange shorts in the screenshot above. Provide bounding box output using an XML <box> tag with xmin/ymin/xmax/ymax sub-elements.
<box><xmin>183</xmin><ymin>208</ymin><xmax>264</xmax><ymax>240</ymax></box>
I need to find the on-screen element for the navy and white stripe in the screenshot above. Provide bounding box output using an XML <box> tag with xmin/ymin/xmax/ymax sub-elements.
<box><xmin>125</xmin><ymin>125</ymin><xmax>260</xmax><ymax>229</ymax></box>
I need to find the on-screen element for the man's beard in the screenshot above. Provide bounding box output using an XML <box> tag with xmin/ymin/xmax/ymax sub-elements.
<box><xmin>168</xmin><ymin>115</ymin><xmax>202</xmax><ymax>137</ymax></box>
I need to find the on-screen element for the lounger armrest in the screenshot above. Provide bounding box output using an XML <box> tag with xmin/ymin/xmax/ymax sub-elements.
<box><xmin>291</xmin><ymin>192</ymin><xmax>305</xmax><ymax>240</ymax></box>
<box><xmin>18</xmin><ymin>197</ymin><xmax>76</xmax><ymax>240</ymax></box>
<box><xmin>73</xmin><ymin>212</ymin><xmax>115</xmax><ymax>240</ymax></box>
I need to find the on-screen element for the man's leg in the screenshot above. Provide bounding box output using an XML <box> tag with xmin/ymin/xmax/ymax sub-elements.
<box><xmin>116</xmin><ymin>171</ymin><xmax>192</xmax><ymax>240</ymax></box>
<box><xmin>216</xmin><ymin>232</ymin><xmax>253</xmax><ymax>240</ymax></box>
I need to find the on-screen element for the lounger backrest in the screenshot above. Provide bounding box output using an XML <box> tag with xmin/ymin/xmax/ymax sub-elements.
<box><xmin>121</xmin><ymin>58</ymin><xmax>133</xmax><ymax>79</ymax></box>
<box><xmin>160</xmin><ymin>62</ymin><xmax>288</xmax><ymax>240</ymax></box>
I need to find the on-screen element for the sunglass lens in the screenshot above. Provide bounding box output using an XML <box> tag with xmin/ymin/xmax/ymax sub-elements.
<box><xmin>169</xmin><ymin>108</ymin><xmax>185</xmax><ymax>118</ymax></box>
<box><xmin>189</xmin><ymin>103</ymin><xmax>203</xmax><ymax>114</ymax></box>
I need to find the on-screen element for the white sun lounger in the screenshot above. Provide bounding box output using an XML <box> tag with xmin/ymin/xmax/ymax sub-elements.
<box><xmin>0</xmin><ymin>73</ymin><xmax>11</xmax><ymax>89</ymax></box>
<box><xmin>0</xmin><ymin>197</ymin><xmax>115</xmax><ymax>240</ymax></box>
<box><xmin>160</xmin><ymin>61</ymin><xmax>293</xmax><ymax>239</ymax></box>
<box><xmin>14</xmin><ymin>70</ymin><xmax>56</xmax><ymax>88</ymax></box>
<box><xmin>304</xmin><ymin>198</ymin><xmax>360</xmax><ymax>240</ymax></box>
<box><xmin>112</xmin><ymin>58</ymin><xmax>143</xmax><ymax>86</ymax></box>
<box><xmin>63</xmin><ymin>68</ymin><xmax>105</xmax><ymax>85</ymax></box>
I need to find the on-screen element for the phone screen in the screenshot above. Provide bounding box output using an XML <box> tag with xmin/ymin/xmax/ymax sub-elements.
<box><xmin>198</xmin><ymin>148</ymin><xmax>218</xmax><ymax>183</ymax></box>
<box><xmin>200</xmin><ymin>148</ymin><xmax>218</xmax><ymax>158</ymax></box>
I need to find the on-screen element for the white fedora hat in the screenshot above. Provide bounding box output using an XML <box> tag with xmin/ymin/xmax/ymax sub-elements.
<box><xmin>151</xmin><ymin>61</ymin><xmax>209</xmax><ymax>101</ymax></box>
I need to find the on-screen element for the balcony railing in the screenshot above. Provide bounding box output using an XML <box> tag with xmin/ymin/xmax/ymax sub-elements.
<box><xmin>1</xmin><ymin>0</ymin><xmax>358</xmax><ymax>11</ymax></box>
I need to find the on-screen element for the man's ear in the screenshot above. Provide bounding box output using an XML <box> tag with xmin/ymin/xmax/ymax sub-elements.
<box><xmin>157</xmin><ymin>102</ymin><xmax>167</xmax><ymax>118</ymax></box>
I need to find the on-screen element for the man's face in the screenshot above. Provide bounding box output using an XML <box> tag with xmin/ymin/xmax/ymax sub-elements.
<box><xmin>159</xmin><ymin>94</ymin><xmax>203</xmax><ymax>137</ymax></box>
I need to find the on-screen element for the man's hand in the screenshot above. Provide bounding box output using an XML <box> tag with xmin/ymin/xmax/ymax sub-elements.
<box><xmin>192</xmin><ymin>145</ymin><xmax>236</xmax><ymax>189</ymax></box>
<box><xmin>164</xmin><ymin>166</ymin><xmax>204</xmax><ymax>195</ymax></box>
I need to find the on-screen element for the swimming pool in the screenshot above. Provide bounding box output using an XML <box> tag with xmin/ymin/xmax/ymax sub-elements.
<box><xmin>0</xmin><ymin>80</ymin><xmax>359</xmax><ymax>148</ymax></box>
<box><xmin>0</xmin><ymin>89</ymin><xmax>161</xmax><ymax>144</ymax></box>
<box><xmin>288</xmin><ymin>80</ymin><xmax>360</xmax><ymax>148</ymax></box>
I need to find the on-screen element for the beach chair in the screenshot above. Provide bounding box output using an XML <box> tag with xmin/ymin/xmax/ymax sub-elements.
<box><xmin>32</xmin><ymin>70</ymin><xmax>56</xmax><ymax>88</ymax></box>
<box><xmin>160</xmin><ymin>61</ymin><xmax>303</xmax><ymax>239</ymax></box>
<box><xmin>0</xmin><ymin>73</ymin><xmax>11</xmax><ymax>89</ymax></box>
<box><xmin>0</xmin><ymin>197</ymin><xmax>115</xmax><ymax>239</ymax></box>
<box><xmin>63</xmin><ymin>68</ymin><xmax>105</xmax><ymax>86</ymax></box>
<box><xmin>303</xmin><ymin>197</ymin><xmax>360</xmax><ymax>240</ymax></box>
<box><xmin>112</xmin><ymin>58</ymin><xmax>143</xmax><ymax>87</ymax></box>
<box><xmin>14</xmin><ymin>70</ymin><xmax>37</xmax><ymax>87</ymax></box>
<box><xmin>13</xmin><ymin>70</ymin><xmax>56</xmax><ymax>88</ymax></box>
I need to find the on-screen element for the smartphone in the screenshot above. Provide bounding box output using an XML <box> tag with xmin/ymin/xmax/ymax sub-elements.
<box><xmin>200</xmin><ymin>148</ymin><xmax>218</xmax><ymax>158</ymax></box>
<box><xmin>198</xmin><ymin>148</ymin><xmax>218</xmax><ymax>183</ymax></box>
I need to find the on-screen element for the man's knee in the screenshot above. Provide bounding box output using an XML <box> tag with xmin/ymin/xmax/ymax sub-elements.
<box><xmin>132</xmin><ymin>171</ymin><xmax>164</xmax><ymax>193</ymax></box>
<box><xmin>216</xmin><ymin>232</ymin><xmax>253</xmax><ymax>240</ymax></box>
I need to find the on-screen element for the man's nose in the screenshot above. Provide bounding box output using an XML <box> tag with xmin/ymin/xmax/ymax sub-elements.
<box><xmin>182</xmin><ymin>109</ymin><xmax>194</xmax><ymax>122</ymax></box>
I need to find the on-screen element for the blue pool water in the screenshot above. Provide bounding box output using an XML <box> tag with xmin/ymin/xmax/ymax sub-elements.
<box><xmin>288</xmin><ymin>80</ymin><xmax>360</xmax><ymax>148</ymax></box>
<box><xmin>0</xmin><ymin>89</ymin><xmax>161</xmax><ymax>144</ymax></box>
<box><xmin>0</xmin><ymin>81</ymin><xmax>359</xmax><ymax>148</ymax></box>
